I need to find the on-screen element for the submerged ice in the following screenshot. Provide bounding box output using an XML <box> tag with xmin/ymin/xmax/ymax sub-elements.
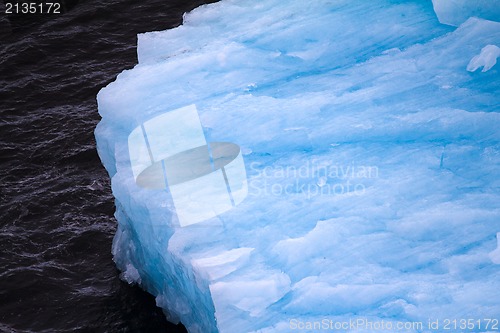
<box><xmin>95</xmin><ymin>0</ymin><xmax>500</xmax><ymax>332</ymax></box>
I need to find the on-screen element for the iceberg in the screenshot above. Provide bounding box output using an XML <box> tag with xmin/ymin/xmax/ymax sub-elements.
<box><xmin>95</xmin><ymin>0</ymin><xmax>500</xmax><ymax>332</ymax></box>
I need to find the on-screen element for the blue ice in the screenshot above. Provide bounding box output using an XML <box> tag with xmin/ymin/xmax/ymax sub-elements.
<box><xmin>95</xmin><ymin>0</ymin><xmax>500</xmax><ymax>332</ymax></box>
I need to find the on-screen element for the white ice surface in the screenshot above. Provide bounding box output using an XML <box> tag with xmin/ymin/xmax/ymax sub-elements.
<box><xmin>432</xmin><ymin>0</ymin><xmax>500</xmax><ymax>27</ymax></box>
<box><xmin>467</xmin><ymin>44</ymin><xmax>500</xmax><ymax>72</ymax></box>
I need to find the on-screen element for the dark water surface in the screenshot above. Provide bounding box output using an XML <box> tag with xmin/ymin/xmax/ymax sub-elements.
<box><xmin>0</xmin><ymin>1</ymin><xmax>216</xmax><ymax>331</ymax></box>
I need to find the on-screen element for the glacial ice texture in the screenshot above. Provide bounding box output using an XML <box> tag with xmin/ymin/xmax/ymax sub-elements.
<box><xmin>95</xmin><ymin>0</ymin><xmax>500</xmax><ymax>332</ymax></box>
<box><xmin>432</xmin><ymin>0</ymin><xmax>500</xmax><ymax>27</ymax></box>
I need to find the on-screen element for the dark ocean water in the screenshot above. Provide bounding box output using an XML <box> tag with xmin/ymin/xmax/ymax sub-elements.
<box><xmin>0</xmin><ymin>1</ymin><xmax>216</xmax><ymax>331</ymax></box>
